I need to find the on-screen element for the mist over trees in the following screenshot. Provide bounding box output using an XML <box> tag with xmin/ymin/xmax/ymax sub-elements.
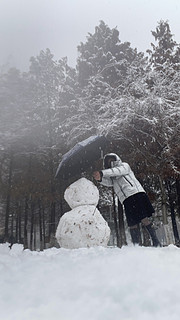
<box><xmin>0</xmin><ymin>20</ymin><xmax>180</xmax><ymax>249</ymax></box>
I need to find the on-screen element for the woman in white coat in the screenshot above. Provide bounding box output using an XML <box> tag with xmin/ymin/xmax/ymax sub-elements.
<box><xmin>93</xmin><ymin>153</ymin><xmax>161</xmax><ymax>246</ymax></box>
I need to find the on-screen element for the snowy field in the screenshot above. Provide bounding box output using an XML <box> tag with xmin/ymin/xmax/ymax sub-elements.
<box><xmin>1</xmin><ymin>243</ymin><xmax>180</xmax><ymax>320</ymax></box>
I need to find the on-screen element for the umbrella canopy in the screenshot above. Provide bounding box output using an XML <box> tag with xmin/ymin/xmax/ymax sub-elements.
<box><xmin>55</xmin><ymin>135</ymin><xmax>108</xmax><ymax>180</ymax></box>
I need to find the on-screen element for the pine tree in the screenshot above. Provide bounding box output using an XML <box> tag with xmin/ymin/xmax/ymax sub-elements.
<box><xmin>147</xmin><ymin>20</ymin><xmax>180</xmax><ymax>71</ymax></box>
<box><xmin>30</xmin><ymin>50</ymin><xmax>79</xmax><ymax>148</ymax></box>
<box><xmin>0</xmin><ymin>68</ymin><xmax>34</xmax><ymax>243</ymax></box>
<box><xmin>66</xmin><ymin>21</ymin><xmax>147</xmax><ymax>144</ymax></box>
<box><xmin>77</xmin><ymin>20</ymin><xmax>141</xmax><ymax>90</ymax></box>
<box><xmin>0</xmin><ymin>68</ymin><xmax>32</xmax><ymax>150</ymax></box>
<box><xmin>29</xmin><ymin>49</ymin><xmax>65</xmax><ymax>242</ymax></box>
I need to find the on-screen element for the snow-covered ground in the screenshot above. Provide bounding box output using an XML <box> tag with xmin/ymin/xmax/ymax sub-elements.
<box><xmin>1</xmin><ymin>243</ymin><xmax>180</xmax><ymax>320</ymax></box>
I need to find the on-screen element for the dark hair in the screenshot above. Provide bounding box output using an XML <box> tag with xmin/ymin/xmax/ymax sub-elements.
<box><xmin>104</xmin><ymin>155</ymin><xmax>116</xmax><ymax>169</ymax></box>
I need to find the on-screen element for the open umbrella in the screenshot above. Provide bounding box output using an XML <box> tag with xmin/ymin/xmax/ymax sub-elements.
<box><xmin>55</xmin><ymin>135</ymin><xmax>108</xmax><ymax>180</ymax></box>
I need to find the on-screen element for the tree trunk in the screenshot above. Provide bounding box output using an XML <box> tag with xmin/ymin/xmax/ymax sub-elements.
<box><xmin>30</xmin><ymin>202</ymin><xmax>34</xmax><ymax>250</ymax></box>
<box><xmin>15</xmin><ymin>206</ymin><xmax>18</xmax><ymax>243</ymax></box>
<box><xmin>176</xmin><ymin>178</ymin><xmax>180</xmax><ymax>219</ymax></box>
<box><xmin>24</xmin><ymin>197</ymin><xmax>28</xmax><ymax>249</ymax></box>
<box><xmin>34</xmin><ymin>218</ymin><xmax>36</xmax><ymax>251</ymax></box>
<box><xmin>117</xmin><ymin>200</ymin><xmax>127</xmax><ymax>246</ymax></box>
<box><xmin>49</xmin><ymin>201</ymin><xmax>56</xmax><ymax>237</ymax></box>
<box><xmin>18</xmin><ymin>202</ymin><xmax>22</xmax><ymax>243</ymax></box>
<box><xmin>166</xmin><ymin>180</ymin><xmax>180</xmax><ymax>245</ymax></box>
<box><xmin>9</xmin><ymin>210</ymin><xmax>15</xmax><ymax>248</ymax></box>
<box><xmin>48</xmin><ymin>146</ymin><xmax>56</xmax><ymax>243</ymax></box>
<box><xmin>112</xmin><ymin>191</ymin><xmax>120</xmax><ymax>247</ymax></box>
<box><xmin>4</xmin><ymin>153</ymin><xmax>13</xmax><ymax>241</ymax></box>
<box><xmin>158</xmin><ymin>176</ymin><xmax>168</xmax><ymax>224</ymax></box>
<box><xmin>42</xmin><ymin>205</ymin><xmax>46</xmax><ymax>249</ymax></box>
<box><xmin>39</xmin><ymin>201</ymin><xmax>43</xmax><ymax>251</ymax></box>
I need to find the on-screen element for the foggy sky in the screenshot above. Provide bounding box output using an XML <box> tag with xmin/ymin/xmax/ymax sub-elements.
<box><xmin>0</xmin><ymin>0</ymin><xmax>180</xmax><ymax>71</ymax></box>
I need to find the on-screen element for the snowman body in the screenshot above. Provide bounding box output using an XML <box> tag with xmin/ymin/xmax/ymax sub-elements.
<box><xmin>56</xmin><ymin>178</ymin><xmax>110</xmax><ymax>249</ymax></box>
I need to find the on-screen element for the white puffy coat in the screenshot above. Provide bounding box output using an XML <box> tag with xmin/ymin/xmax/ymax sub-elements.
<box><xmin>100</xmin><ymin>153</ymin><xmax>145</xmax><ymax>204</ymax></box>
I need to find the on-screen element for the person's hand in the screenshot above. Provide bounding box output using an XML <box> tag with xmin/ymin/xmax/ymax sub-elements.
<box><xmin>93</xmin><ymin>171</ymin><xmax>101</xmax><ymax>181</ymax></box>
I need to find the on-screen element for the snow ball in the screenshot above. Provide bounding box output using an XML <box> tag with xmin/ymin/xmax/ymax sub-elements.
<box><xmin>10</xmin><ymin>243</ymin><xmax>24</xmax><ymax>256</ymax></box>
<box><xmin>56</xmin><ymin>205</ymin><xmax>110</xmax><ymax>249</ymax></box>
<box><xmin>64</xmin><ymin>177</ymin><xmax>99</xmax><ymax>209</ymax></box>
<box><xmin>0</xmin><ymin>243</ymin><xmax>11</xmax><ymax>254</ymax></box>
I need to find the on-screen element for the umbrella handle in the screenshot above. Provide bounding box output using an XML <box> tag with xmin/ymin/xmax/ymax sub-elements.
<box><xmin>100</xmin><ymin>148</ymin><xmax>104</xmax><ymax>159</ymax></box>
<box><xmin>92</xmin><ymin>206</ymin><xmax>96</xmax><ymax>216</ymax></box>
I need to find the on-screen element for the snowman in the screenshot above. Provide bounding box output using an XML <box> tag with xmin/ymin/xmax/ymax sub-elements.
<box><xmin>55</xmin><ymin>177</ymin><xmax>110</xmax><ymax>249</ymax></box>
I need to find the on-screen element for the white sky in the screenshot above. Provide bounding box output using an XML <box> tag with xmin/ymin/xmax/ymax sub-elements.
<box><xmin>0</xmin><ymin>0</ymin><xmax>180</xmax><ymax>71</ymax></box>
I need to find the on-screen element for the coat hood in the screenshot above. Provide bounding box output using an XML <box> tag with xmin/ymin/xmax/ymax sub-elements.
<box><xmin>103</xmin><ymin>153</ymin><xmax>122</xmax><ymax>168</ymax></box>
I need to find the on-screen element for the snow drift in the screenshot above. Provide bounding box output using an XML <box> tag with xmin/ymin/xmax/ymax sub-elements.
<box><xmin>1</xmin><ymin>243</ymin><xmax>180</xmax><ymax>320</ymax></box>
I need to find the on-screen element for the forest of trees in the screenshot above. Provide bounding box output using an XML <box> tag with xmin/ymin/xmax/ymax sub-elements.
<box><xmin>0</xmin><ymin>20</ymin><xmax>179</xmax><ymax>249</ymax></box>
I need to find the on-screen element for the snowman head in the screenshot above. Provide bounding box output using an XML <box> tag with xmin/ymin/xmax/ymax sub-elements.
<box><xmin>64</xmin><ymin>177</ymin><xmax>99</xmax><ymax>209</ymax></box>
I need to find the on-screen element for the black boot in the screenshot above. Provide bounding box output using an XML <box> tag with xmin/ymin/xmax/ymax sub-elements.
<box><xmin>130</xmin><ymin>225</ymin><xmax>142</xmax><ymax>245</ymax></box>
<box><xmin>145</xmin><ymin>223</ymin><xmax>161</xmax><ymax>247</ymax></box>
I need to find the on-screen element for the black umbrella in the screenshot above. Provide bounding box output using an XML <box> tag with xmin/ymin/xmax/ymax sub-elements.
<box><xmin>55</xmin><ymin>135</ymin><xmax>108</xmax><ymax>180</ymax></box>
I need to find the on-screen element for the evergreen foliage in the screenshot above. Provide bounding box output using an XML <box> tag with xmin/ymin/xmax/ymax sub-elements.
<box><xmin>147</xmin><ymin>20</ymin><xmax>180</xmax><ymax>71</ymax></box>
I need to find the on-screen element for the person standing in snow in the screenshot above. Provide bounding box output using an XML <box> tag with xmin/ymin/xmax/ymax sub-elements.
<box><xmin>93</xmin><ymin>153</ymin><xmax>161</xmax><ymax>247</ymax></box>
